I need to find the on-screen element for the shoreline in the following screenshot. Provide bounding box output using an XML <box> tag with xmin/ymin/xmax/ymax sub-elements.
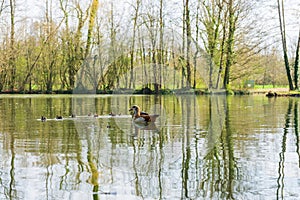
<box><xmin>0</xmin><ymin>87</ymin><xmax>298</xmax><ymax>96</ymax></box>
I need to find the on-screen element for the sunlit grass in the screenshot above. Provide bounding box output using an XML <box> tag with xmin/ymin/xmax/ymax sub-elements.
<box><xmin>254</xmin><ymin>85</ymin><xmax>288</xmax><ymax>89</ymax></box>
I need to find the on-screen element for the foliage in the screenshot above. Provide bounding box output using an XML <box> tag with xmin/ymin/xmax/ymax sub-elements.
<box><xmin>0</xmin><ymin>0</ymin><xmax>298</xmax><ymax>93</ymax></box>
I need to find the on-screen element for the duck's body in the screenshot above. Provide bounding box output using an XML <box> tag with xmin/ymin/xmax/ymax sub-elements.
<box><xmin>129</xmin><ymin>105</ymin><xmax>158</xmax><ymax>123</ymax></box>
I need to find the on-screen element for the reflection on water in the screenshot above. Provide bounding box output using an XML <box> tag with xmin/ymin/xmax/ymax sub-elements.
<box><xmin>0</xmin><ymin>95</ymin><xmax>300</xmax><ymax>199</ymax></box>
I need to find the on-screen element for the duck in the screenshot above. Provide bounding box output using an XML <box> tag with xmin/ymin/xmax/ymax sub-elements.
<box><xmin>41</xmin><ymin>116</ymin><xmax>47</xmax><ymax>122</ymax></box>
<box><xmin>129</xmin><ymin>105</ymin><xmax>151</xmax><ymax>123</ymax></box>
<box><xmin>109</xmin><ymin>112</ymin><xmax>116</xmax><ymax>116</ymax></box>
<box><xmin>129</xmin><ymin>106</ymin><xmax>159</xmax><ymax>122</ymax></box>
<box><xmin>56</xmin><ymin>115</ymin><xmax>63</xmax><ymax>120</ymax></box>
<box><xmin>129</xmin><ymin>105</ymin><xmax>160</xmax><ymax>123</ymax></box>
<box><xmin>88</xmin><ymin>113</ymin><xmax>98</xmax><ymax>117</ymax></box>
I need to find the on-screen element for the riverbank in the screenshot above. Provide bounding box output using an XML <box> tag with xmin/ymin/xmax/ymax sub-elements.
<box><xmin>0</xmin><ymin>87</ymin><xmax>299</xmax><ymax>96</ymax></box>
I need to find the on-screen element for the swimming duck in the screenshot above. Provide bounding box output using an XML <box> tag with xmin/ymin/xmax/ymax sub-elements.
<box><xmin>109</xmin><ymin>112</ymin><xmax>116</xmax><ymax>116</ymax></box>
<box><xmin>129</xmin><ymin>105</ymin><xmax>151</xmax><ymax>123</ymax></box>
<box><xmin>41</xmin><ymin>116</ymin><xmax>47</xmax><ymax>122</ymax></box>
<box><xmin>129</xmin><ymin>106</ymin><xmax>159</xmax><ymax>122</ymax></box>
<box><xmin>88</xmin><ymin>113</ymin><xmax>98</xmax><ymax>117</ymax></box>
<box><xmin>56</xmin><ymin>115</ymin><xmax>63</xmax><ymax>120</ymax></box>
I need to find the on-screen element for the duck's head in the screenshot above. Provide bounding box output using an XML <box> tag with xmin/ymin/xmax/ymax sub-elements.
<box><xmin>129</xmin><ymin>105</ymin><xmax>140</xmax><ymax>115</ymax></box>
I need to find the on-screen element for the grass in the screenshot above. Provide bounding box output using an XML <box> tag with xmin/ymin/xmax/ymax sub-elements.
<box><xmin>254</xmin><ymin>85</ymin><xmax>288</xmax><ymax>89</ymax></box>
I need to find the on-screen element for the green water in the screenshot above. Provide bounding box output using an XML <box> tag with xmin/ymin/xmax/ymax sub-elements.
<box><xmin>0</xmin><ymin>94</ymin><xmax>299</xmax><ymax>199</ymax></box>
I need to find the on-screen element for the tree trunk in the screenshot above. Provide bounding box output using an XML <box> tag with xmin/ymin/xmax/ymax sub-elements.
<box><xmin>129</xmin><ymin>0</ymin><xmax>140</xmax><ymax>89</ymax></box>
<box><xmin>85</xmin><ymin>0</ymin><xmax>99</xmax><ymax>58</ymax></box>
<box><xmin>182</xmin><ymin>0</ymin><xmax>186</xmax><ymax>88</ymax></box>
<box><xmin>158</xmin><ymin>0</ymin><xmax>164</xmax><ymax>90</ymax></box>
<box><xmin>294</xmin><ymin>29</ymin><xmax>300</xmax><ymax>90</ymax></box>
<box><xmin>215</xmin><ymin>14</ymin><xmax>227</xmax><ymax>89</ymax></box>
<box><xmin>193</xmin><ymin>0</ymin><xmax>200</xmax><ymax>89</ymax></box>
<box><xmin>277</xmin><ymin>0</ymin><xmax>294</xmax><ymax>90</ymax></box>
<box><xmin>76</xmin><ymin>0</ymin><xmax>98</xmax><ymax>91</ymax></box>
<box><xmin>223</xmin><ymin>0</ymin><xmax>235</xmax><ymax>89</ymax></box>
<box><xmin>9</xmin><ymin>0</ymin><xmax>16</xmax><ymax>92</ymax></box>
<box><xmin>185</xmin><ymin>0</ymin><xmax>191</xmax><ymax>88</ymax></box>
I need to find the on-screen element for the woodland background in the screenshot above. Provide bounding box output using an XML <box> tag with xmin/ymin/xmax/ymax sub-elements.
<box><xmin>0</xmin><ymin>0</ymin><xmax>299</xmax><ymax>93</ymax></box>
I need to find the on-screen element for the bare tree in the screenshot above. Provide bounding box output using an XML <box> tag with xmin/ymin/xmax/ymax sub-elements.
<box><xmin>294</xmin><ymin>29</ymin><xmax>300</xmax><ymax>89</ymax></box>
<box><xmin>277</xmin><ymin>0</ymin><xmax>294</xmax><ymax>90</ymax></box>
<box><xmin>0</xmin><ymin>0</ymin><xmax>7</xmax><ymax>91</ymax></box>
<box><xmin>8</xmin><ymin>0</ymin><xmax>16</xmax><ymax>91</ymax></box>
<box><xmin>158</xmin><ymin>0</ymin><xmax>164</xmax><ymax>91</ymax></box>
<box><xmin>185</xmin><ymin>0</ymin><xmax>192</xmax><ymax>88</ymax></box>
<box><xmin>129</xmin><ymin>0</ymin><xmax>141</xmax><ymax>89</ymax></box>
<box><xmin>200</xmin><ymin>0</ymin><xmax>224</xmax><ymax>89</ymax></box>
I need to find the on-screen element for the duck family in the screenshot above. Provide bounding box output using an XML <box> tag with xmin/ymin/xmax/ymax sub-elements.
<box><xmin>39</xmin><ymin>106</ymin><xmax>158</xmax><ymax>124</ymax></box>
<box><xmin>129</xmin><ymin>105</ymin><xmax>159</xmax><ymax>123</ymax></box>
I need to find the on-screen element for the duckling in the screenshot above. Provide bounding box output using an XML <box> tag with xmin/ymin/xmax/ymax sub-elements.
<box><xmin>41</xmin><ymin>116</ymin><xmax>47</xmax><ymax>122</ymax></box>
<box><xmin>109</xmin><ymin>112</ymin><xmax>116</xmax><ymax>116</ymax></box>
<box><xmin>56</xmin><ymin>115</ymin><xmax>63</xmax><ymax>120</ymax></box>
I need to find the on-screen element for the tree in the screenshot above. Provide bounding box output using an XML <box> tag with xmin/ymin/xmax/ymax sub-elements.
<box><xmin>293</xmin><ymin>29</ymin><xmax>300</xmax><ymax>89</ymax></box>
<box><xmin>8</xmin><ymin>0</ymin><xmax>16</xmax><ymax>91</ymax></box>
<box><xmin>158</xmin><ymin>0</ymin><xmax>164</xmax><ymax>91</ymax></box>
<box><xmin>61</xmin><ymin>0</ymin><xmax>89</xmax><ymax>90</ymax></box>
<box><xmin>215</xmin><ymin>0</ymin><xmax>227</xmax><ymax>89</ymax></box>
<box><xmin>85</xmin><ymin>0</ymin><xmax>99</xmax><ymax>59</ymax></box>
<box><xmin>129</xmin><ymin>0</ymin><xmax>141</xmax><ymax>89</ymax></box>
<box><xmin>185</xmin><ymin>0</ymin><xmax>192</xmax><ymax>88</ymax></box>
<box><xmin>277</xmin><ymin>0</ymin><xmax>294</xmax><ymax>90</ymax></box>
<box><xmin>200</xmin><ymin>0</ymin><xmax>224</xmax><ymax>89</ymax></box>
<box><xmin>223</xmin><ymin>0</ymin><xmax>236</xmax><ymax>89</ymax></box>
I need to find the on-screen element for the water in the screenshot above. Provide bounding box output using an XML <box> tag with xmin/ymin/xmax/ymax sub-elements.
<box><xmin>0</xmin><ymin>94</ymin><xmax>300</xmax><ymax>200</ymax></box>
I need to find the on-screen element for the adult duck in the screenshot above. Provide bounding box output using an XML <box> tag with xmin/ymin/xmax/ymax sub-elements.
<box><xmin>129</xmin><ymin>105</ymin><xmax>151</xmax><ymax>123</ymax></box>
<box><xmin>129</xmin><ymin>105</ymin><xmax>159</xmax><ymax>123</ymax></box>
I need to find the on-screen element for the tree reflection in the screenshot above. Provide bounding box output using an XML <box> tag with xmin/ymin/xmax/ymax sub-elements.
<box><xmin>277</xmin><ymin>99</ymin><xmax>299</xmax><ymax>199</ymax></box>
<box><xmin>294</xmin><ymin>101</ymin><xmax>300</xmax><ymax>168</ymax></box>
<box><xmin>9</xmin><ymin>98</ymin><xmax>17</xmax><ymax>199</ymax></box>
<box><xmin>199</xmin><ymin>95</ymin><xmax>238</xmax><ymax>199</ymax></box>
<box><xmin>181</xmin><ymin>95</ymin><xmax>192</xmax><ymax>198</ymax></box>
<box><xmin>3</xmin><ymin>95</ymin><xmax>300</xmax><ymax>199</ymax></box>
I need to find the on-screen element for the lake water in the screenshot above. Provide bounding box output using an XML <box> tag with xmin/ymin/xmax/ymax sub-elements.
<box><xmin>0</xmin><ymin>94</ymin><xmax>300</xmax><ymax>200</ymax></box>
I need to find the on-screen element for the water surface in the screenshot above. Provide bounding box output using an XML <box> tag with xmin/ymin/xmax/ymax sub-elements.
<box><xmin>0</xmin><ymin>94</ymin><xmax>300</xmax><ymax>199</ymax></box>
